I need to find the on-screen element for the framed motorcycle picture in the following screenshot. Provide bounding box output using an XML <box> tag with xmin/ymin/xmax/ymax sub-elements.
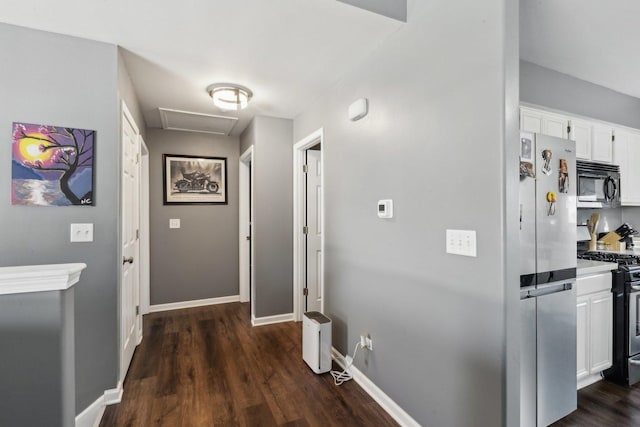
<box><xmin>163</xmin><ymin>154</ymin><xmax>227</xmax><ymax>205</ymax></box>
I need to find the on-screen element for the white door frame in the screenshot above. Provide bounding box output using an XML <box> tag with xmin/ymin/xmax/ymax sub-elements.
<box><xmin>239</xmin><ymin>146</ymin><xmax>255</xmax><ymax>318</ymax></box>
<box><xmin>119</xmin><ymin>101</ymin><xmax>143</xmax><ymax>384</ymax></box>
<box><xmin>293</xmin><ymin>128</ymin><xmax>324</xmax><ymax>321</ymax></box>
<box><xmin>139</xmin><ymin>138</ymin><xmax>150</xmax><ymax>323</ymax></box>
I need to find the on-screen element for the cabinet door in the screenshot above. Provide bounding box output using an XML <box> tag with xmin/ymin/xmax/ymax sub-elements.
<box><xmin>592</xmin><ymin>124</ymin><xmax>613</xmax><ymax>163</ymax></box>
<box><xmin>570</xmin><ymin>119</ymin><xmax>592</xmax><ymax>160</ymax></box>
<box><xmin>521</xmin><ymin>108</ymin><xmax>543</xmax><ymax>134</ymax></box>
<box><xmin>520</xmin><ymin>107</ymin><xmax>569</xmax><ymax>138</ymax></box>
<box><xmin>614</xmin><ymin>129</ymin><xmax>640</xmax><ymax>205</ymax></box>
<box><xmin>576</xmin><ymin>296</ymin><xmax>590</xmax><ymax>381</ymax></box>
<box><xmin>614</xmin><ymin>129</ymin><xmax>631</xmax><ymax>203</ymax></box>
<box><xmin>629</xmin><ymin>136</ymin><xmax>640</xmax><ymax>205</ymax></box>
<box><xmin>543</xmin><ymin>112</ymin><xmax>569</xmax><ymax>139</ymax></box>
<box><xmin>589</xmin><ymin>291</ymin><xmax>613</xmax><ymax>373</ymax></box>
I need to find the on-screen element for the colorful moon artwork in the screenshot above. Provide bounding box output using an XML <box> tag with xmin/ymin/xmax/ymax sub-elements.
<box><xmin>11</xmin><ymin>122</ymin><xmax>95</xmax><ymax>206</ymax></box>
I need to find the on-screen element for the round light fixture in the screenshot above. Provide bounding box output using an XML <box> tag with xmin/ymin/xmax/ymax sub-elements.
<box><xmin>206</xmin><ymin>83</ymin><xmax>253</xmax><ymax>111</ymax></box>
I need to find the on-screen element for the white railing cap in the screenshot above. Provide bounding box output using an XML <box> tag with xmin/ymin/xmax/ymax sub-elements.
<box><xmin>0</xmin><ymin>263</ymin><xmax>87</xmax><ymax>295</ymax></box>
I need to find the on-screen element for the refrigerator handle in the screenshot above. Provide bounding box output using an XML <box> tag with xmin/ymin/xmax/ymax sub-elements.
<box><xmin>530</xmin><ymin>282</ymin><xmax>573</xmax><ymax>298</ymax></box>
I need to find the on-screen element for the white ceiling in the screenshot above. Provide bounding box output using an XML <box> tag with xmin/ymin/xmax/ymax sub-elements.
<box><xmin>0</xmin><ymin>0</ymin><xmax>408</xmax><ymax>135</ymax></box>
<box><xmin>5</xmin><ymin>1</ymin><xmax>638</xmax><ymax>136</ymax></box>
<box><xmin>521</xmin><ymin>0</ymin><xmax>640</xmax><ymax>99</ymax></box>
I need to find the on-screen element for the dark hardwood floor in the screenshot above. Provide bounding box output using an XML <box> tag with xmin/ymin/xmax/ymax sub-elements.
<box><xmin>553</xmin><ymin>379</ymin><xmax>640</xmax><ymax>426</ymax></box>
<box><xmin>100</xmin><ymin>303</ymin><xmax>398</xmax><ymax>427</ymax></box>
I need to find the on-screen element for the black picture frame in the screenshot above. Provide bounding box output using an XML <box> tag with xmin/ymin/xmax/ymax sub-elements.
<box><xmin>163</xmin><ymin>154</ymin><xmax>228</xmax><ymax>205</ymax></box>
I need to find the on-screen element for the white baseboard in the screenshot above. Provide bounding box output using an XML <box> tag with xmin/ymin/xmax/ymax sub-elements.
<box><xmin>251</xmin><ymin>312</ymin><xmax>295</xmax><ymax>326</ymax></box>
<box><xmin>75</xmin><ymin>395</ymin><xmax>105</xmax><ymax>427</ymax></box>
<box><xmin>578</xmin><ymin>373</ymin><xmax>603</xmax><ymax>390</ymax></box>
<box><xmin>149</xmin><ymin>295</ymin><xmax>240</xmax><ymax>313</ymax></box>
<box><xmin>75</xmin><ymin>382</ymin><xmax>122</xmax><ymax>427</ymax></box>
<box><xmin>104</xmin><ymin>381</ymin><xmax>123</xmax><ymax>405</ymax></box>
<box><xmin>331</xmin><ymin>347</ymin><xmax>420</xmax><ymax>427</ymax></box>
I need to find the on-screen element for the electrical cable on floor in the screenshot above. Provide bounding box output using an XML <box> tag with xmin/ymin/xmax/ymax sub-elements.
<box><xmin>330</xmin><ymin>341</ymin><xmax>362</xmax><ymax>386</ymax></box>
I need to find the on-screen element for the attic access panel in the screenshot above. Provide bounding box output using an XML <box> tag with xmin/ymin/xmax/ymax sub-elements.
<box><xmin>158</xmin><ymin>108</ymin><xmax>238</xmax><ymax>136</ymax></box>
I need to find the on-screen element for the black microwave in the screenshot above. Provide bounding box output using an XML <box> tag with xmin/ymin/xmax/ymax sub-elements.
<box><xmin>577</xmin><ymin>160</ymin><xmax>620</xmax><ymax>208</ymax></box>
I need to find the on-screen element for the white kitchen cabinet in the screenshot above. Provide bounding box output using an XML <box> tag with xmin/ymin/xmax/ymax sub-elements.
<box><xmin>576</xmin><ymin>271</ymin><xmax>613</xmax><ymax>389</ymax></box>
<box><xmin>520</xmin><ymin>106</ymin><xmax>616</xmax><ymax>163</ymax></box>
<box><xmin>590</xmin><ymin>292</ymin><xmax>613</xmax><ymax>372</ymax></box>
<box><xmin>520</xmin><ymin>107</ymin><xmax>569</xmax><ymax>139</ymax></box>
<box><xmin>592</xmin><ymin>124</ymin><xmax>614</xmax><ymax>163</ymax></box>
<box><xmin>568</xmin><ymin>119</ymin><xmax>612</xmax><ymax>163</ymax></box>
<box><xmin>576</xmin><ymin>297</ymin><xmax>589</xmax><ymax>382</ymax></box>
<box><xmin>569</xmin><ymin>118</ymin><xmax>592</xmax><ymax>161</ymax></box>
<box><xmin>614</xmin><ymin>128</ymin><xmax>640</xmax><ymax>205</ymax></box>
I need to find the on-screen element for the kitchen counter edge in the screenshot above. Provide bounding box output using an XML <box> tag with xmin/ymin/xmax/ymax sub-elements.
<box><xmin>577</xmin><ymin>259</ymin><xmax>619</xmax><ymax>277</ymax></box>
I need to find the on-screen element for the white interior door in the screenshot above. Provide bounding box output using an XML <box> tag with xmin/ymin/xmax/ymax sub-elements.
<box><xmin>121</xmin><ymin>104</ymin><xmax>140</xmax><ymax>382</ymax></box>
<box><xmin>139</xmin><ymin>140</ymin><xmax>150</xmax><ymax>320</ymax></box>
<box><xmin>305</xmin><ymin>149</ymin><xmax>322</xmax><ymax>312</ymax></box>
<box><xmin>239</xmin><ymin>147</ymin><xmax>254</xmax><ymax>310</ymax></box>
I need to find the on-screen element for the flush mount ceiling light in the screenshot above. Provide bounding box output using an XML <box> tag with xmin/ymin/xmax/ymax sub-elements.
<box><xmin>206</xmin><ymin>83</ymin><xmax>253</xmax><ymax>111</ymax></box>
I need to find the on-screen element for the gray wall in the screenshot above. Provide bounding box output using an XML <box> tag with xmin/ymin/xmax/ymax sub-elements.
<box><xmin>521</xmin><ymin>60</ymin><xmax>640</xmax><ymax>129</ymax></box>
<box><xmin>578</xmin><ymin>208</ymin><xmax>623</xmax><ymax>235</ymax></box>
<box><xmin>118</xmin><ymin>48</ymin><xmax>147</xmax><ymax>140</ymax></box>
<box><xmin>0</xmin><ymin>289</ymin><xmax>75</xmax><ymax>427</ymax></box>
<box><xmin>0</xmin><ymin>24</ymin><xmax>119</xmax><ymax>413</ymax></box>
<box><xmin>240</xmin><ymin>116</ymin><xmax>294</xmax><ymax>318</ymax></box>
<box><xmin>622</xmin><ymin>209</ymin><xmax>640</xmax><ymax>234</ymax></box>
<box><xmin>147</xmin><ymin>129</ymin><xmax>239</xmax><ymax>305</ymax></box>
<box><xmin>294</xmin><ymin>1</ymin><xmax>519</xmax><ymax>425</ymax></box>
<box><xmin>239</xmin><ymin>118</ymin><xmax>255</xmax><ymax>155</ymax></box>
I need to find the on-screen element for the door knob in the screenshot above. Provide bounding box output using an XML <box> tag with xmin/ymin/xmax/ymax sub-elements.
<box><xmin>246</xmin><ymin>236</ymin><xmax>251</xmax><ymax>241</ymax></box>
<box><xmin>123</xmin><ymin>256</ymin><xmax>134</xmax><ymax>265</ymax></box>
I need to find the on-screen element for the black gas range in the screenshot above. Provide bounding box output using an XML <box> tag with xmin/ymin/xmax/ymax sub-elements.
<box><xmin>579</xmin><ymin>252</ymin><xmax>640</xmax><ymax>385</ymax></box>
<box><xmin>578</xmin><ymin>251</ymin><xmax>640</xmax><ymax>268</ymax></box>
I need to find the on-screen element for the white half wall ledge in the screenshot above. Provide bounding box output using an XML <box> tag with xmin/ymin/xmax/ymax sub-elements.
<box><xmin>0</xmin><ymin>263</ymin><xmax>87</xmax><ymax>295</ymax></box>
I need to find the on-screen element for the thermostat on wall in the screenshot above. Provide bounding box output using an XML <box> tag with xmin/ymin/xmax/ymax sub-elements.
<box><xmin>377</xmin><ymin>199</ymin><xmax>393</xmax><ymax>219</ymax></box>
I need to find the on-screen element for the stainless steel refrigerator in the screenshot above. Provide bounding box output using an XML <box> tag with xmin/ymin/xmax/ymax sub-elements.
<box><xmin>519</xmin><ymin>132</ymin><xmax>577</xmax><ymax>427</ymax></box>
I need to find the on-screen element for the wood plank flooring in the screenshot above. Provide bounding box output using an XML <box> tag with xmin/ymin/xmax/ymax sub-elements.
<box><xmin>100</xmin><ymin>303</ymin><xmax>398</xmax><ymax>427</ymax></box>
<box><xmin>553</xmin><ymin>379</ymin><xmax>640</xmax><ymax>426</ymax></box>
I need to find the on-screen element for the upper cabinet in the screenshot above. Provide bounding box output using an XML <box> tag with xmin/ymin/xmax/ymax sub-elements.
<box><xmin>520</xmin><ymin>106</ymin><xmax>613</xmax><ymax>164</ymax></box>
<box><xmin>592</xmin><ymin>124</ymin><xmax>614</xmax><ymax>163</ymax></box>
<box><xmin>569</xmin><ymin>118</ymin><xmax>592</xmax><ymax>160</ymax></box>
<box><xmin>613</xmin><ymin>128</ymin><xmax>640</xmax><ymax>206</ymax></box>
<box><xmin>568</xmin><ymin>120</ymin><xmax>613</xmax><ymax>164</ymax></box>
<box><xmin>520</xmin><ymin>107</ymin><xmax>569</xmax><ymax>139</ymax></box>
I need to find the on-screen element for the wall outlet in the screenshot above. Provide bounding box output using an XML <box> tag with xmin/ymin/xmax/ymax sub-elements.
<box><xmin>360</xmin><ymin>333</ymin><xmax>373</xmax><ymax>351</ymax></box>
<box><xmin>365</xmin><ymin>336</ymin><xmax>373</xmax><ymax>351</ymax></box>
<box><xmin>169</xmin><ymin>218</ymin><xmax>181</xmax><ymax>229</ymax></box>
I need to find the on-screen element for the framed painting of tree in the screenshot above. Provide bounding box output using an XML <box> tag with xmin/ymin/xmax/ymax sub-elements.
<box><xmin>11</xmin><ymin>122</ymin><xmax>95</xmax><ymax>206</ymax></box>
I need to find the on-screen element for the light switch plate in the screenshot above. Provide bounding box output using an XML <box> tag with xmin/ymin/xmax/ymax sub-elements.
<box><xmin>446</xmin><ymin>229</ymin><xmax>477</xmax><ymax>257</ymax></box>
<box><xmin>70</xmin><ymin>223</ymin><xmax>94</xmax><ymax>242</ymax></box>
<box><xmin>169</xmin><ymin>219</ymin><xmax>181</xmax><ymax>229</ymax></box>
